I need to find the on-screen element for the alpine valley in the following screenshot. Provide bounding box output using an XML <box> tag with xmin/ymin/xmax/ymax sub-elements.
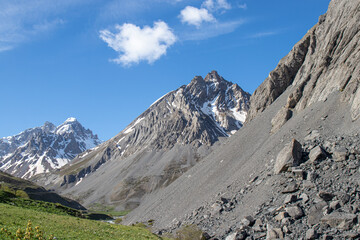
<box><xmin>1</xmin><ymin>0</ymin><xmax>360</xmax><ymax>239</ymax></box>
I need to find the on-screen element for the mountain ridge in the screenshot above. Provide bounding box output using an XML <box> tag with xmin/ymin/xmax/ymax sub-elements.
<box><xmin>33</xmin><ymin>71</ymin><xmax>251</xmax><ymax>211</ymax></box>
<box><xmin>0</xmin><ymin>118</ymin><xmax>102</xmax><ymax>179</ymax></box>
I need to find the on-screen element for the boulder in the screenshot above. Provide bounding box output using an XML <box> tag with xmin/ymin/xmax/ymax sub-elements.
<box><xmin>305</xmin><ymin>229</ymin><xmax>317</xmax><ymax>240</ymax></box>
<box><xmin>333</xmin><ymin>148</ymin><xmax>348</xmax><ymax>161</ymax></box>
<box><xmin>266</xmin><ymin>224</ymin><xmax>284</xmax><ymax>240</ymax></box>
<box><xmin>309</xmin><ymin>146</ymin><xmax>326</xmax><ymax>163</ymax></box>
<box><xmin>318</xmin><ymin>191</ymin><xmax>335</xmax><ymax>202</ymax></box>
<box><xmin>282</xmin><ymin>182</ymin><xmax>299</xmax><ymax>193</ymax></box>
<box><xmin>320</xmin><ymin>212</ymin><xmax>357</xmax><ymax>230</ymax></box>
<box><xmin>284</xmin><ymin>194</ymin><xmax>297</xmax><ymax>204</ymax></box>
<box><xmin>271</xmin><ymin>107</ymin><xmax>293</xmax><ymax>133</ymax></box>
<box><xmin>274</xmin><ymin>139</ymin><xmax>303</xmax><ymax>174</ymax></box>
<box><xmin>241</xmin><ymin>216</ymin><xmax>255</xmax><ymax>226</ymax></box>
<box><xmin>307</xmin><ymin>201</ymin><xmax>327</xmax><ymax>226</ymax></box>
<box><xmin>285</xmin><ymin>206</ymin><xmax>304</xmax><ymax>219</ymax></box>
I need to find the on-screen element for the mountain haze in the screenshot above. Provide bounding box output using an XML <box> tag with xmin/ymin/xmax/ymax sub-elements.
<box><xmin>0</xmin><ymin>118</ymin><xmax>102</xmax><ymax>179</ymax></box>
<box><xmin>34</xmin><ymin>71</ymin><xmax>250</xmax><ymax>210</ymax></box>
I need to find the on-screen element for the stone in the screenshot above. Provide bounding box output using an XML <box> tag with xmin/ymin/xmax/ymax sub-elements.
<box><xmin>300</xmin><ymin>193</ymin><xmax>309</xmax><ymax>203</ymax></box>
<box><xmin>282</xmin><ymin>182</ymin><xmax>299</xmax><ymax>193</ymax></box>
<box><xmin>284</xmin><ymin>194</ymin><xmax>297</xmax><ymax>204</ymax></box>
<box><xmin>225</xmin><ymin>232</ymin><xmax>237</xmax><ymax>240</ymax></box>
<box><xmin>304</xmin><ymin>130</ymin><xmax>321</xmax><ymax>141</ymax></box>
<box><xmin>241</xmin><ymin>216</ymin><xmax>255</xmax><ymax>226</ymax></box>
<box><xmin>320</xmin><ymin>212</ymin><xmax>357</xmax><ymax>230</ymax></box>
<box><xmin>275</xmin><ymin>212</ymin><xmax>289</xmax><ymax>221</ymax></box>
<box><xmin>285</xmin><ymin>206</ymin><xmax>304</xmax><ymax>219</ymax></box>
<box><xmin>333</xmin><ymin>148</ymin><xmax>348</xmax><ymax>161</ymax></box>
<box><xmin>266</xmin><ymin>224</ymin><xmax>284</xmax><ymax>240</ymax></box>
<box><xmin>329</xmin><ymin>200</ymin><xmax>341</xmax><ymax>211</ymax></box>
<box><xmin>305</xmin><ymin>228</ymin><xmax>317</xmax><ymax>240</ymax></box>
<box><xmin>271</xmin><ymin>107</ymin><xmax>293</xmax><ymax>133</ymax></box>
<box><xmin>274</xmin><ymin>139</ymin><xmax>303</xmax><ymax>174</ymax></box>
<box><xmin>292</xmin><ymin>168</ymin><xmax>305</xmax><ymax>179</ymax></box>
<box><xmin>211</xmin><ymin>203</ymin><xmax>223</xmax><ymax>214</ymax></box>
<box><xmin>309</xmin><ymin>146</ymin><xmax>326</xmax><ymax>163</ymax></box>
<box><xmin>307</xmin><ymin>201</ymin><xmax>327</xmax><ymax>226</ymax></box>
<box><xmin>318</xmin><ymin>191</ymin><xmax>335</xmax><ymax>202</ymax></box>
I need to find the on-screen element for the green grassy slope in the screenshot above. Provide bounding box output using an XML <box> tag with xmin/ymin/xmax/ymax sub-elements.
<box><xmin>0</xmin><ymin>203</ymin><xmax>162</xmax><ymax>240</ymax></box>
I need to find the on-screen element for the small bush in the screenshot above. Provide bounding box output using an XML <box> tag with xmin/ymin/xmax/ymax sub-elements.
<box><xmin>175</xmin><ymin>225</ymin><xmax>205</xmax><ymax>240</ymax></box>
<box><xmin>0</xmin><ymin>220</ymin><xmax>54</xmax><ymax>240</ymax></box>
<box><xmin>114</xmin><ymin>218</ymin><xmax>123</xmax><ymax>224</ymax></box>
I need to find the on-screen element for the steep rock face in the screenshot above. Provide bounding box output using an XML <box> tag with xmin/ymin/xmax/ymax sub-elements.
<box><xmin>247</xmin><ymin>0</ymin><xmax>360</xmax><ymax>125</ymax></box>
<box><xmin>0</xmin><ymin>118</ymin><xmax>102</xmax><ymax>179</ymax></box>
<box><xmin>35</xmin><ymin>71</ymin><xmax>250</xmax><ymax>210</ymax></box>
<box><xmin>123</xmin><ymin>0</ymin><xmax>360</xmax><ymax>239</ymax></box>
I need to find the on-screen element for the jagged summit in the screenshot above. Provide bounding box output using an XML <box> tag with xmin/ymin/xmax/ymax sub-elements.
<box><xmin>0</xmin><ymin>118</ymin><xmax>102</xmax><ymax>179</ymax></box>
<box><xmin>64</xmin><ymin>117</ymin><xmax>77</xmax><ymax>123</ymax></box>
<box><xmin>35</xmin><ymin>71</ymin><xmax>250</xmax><ymax>210</ymax></box>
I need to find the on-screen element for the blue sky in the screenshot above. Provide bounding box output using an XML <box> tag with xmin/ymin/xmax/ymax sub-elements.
<box><xmin>0</xmin><ymin>0</ymin><xmax>330</xmax><ymax>141</ymax></box>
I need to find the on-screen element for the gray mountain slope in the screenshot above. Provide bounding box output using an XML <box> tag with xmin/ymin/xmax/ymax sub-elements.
<box><xmin>33</xmin><ymin>71</ymin><xmax>250</xmax><ymax>210</ymax></box>
<box><xmin>124</xmin><ymin>0</ymin><xmax>360</xmax><ymax>238</ymax></box>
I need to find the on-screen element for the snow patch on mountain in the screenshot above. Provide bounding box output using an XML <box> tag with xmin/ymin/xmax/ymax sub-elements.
<box><xmin>0</xmin><ymin>118</ymin><xmax>102</xmax><ymax>179</ymax></box>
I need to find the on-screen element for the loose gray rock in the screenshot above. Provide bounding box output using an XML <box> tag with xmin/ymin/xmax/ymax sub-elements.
<box><xmin>266</xmin><ymin>224</ymin><xmax>284</xmax><ymax>240</ymax></box>
<box><xmin>282</xmin><ymin>182</ymin><xmax>299</xmax><ymax>193</ymax></box>
<box><xmin>309</xmin><ymin>146</ymin><xmax>326</xmax><ymax>163</ymax></box>
<box><xmin>333</xmin><ymin>148</ymin><xmax>348</xmax><ymax>161</ymax></box>
<box><xmin>274</xmin><ymin>139</ymin><xmax>303</xmax><ymax>174</ymax></box>
<box><xmin>320</xmin><ymin>212</ymin><xmax>357</xmax><ymax>230</ymax></box>
<box><xmin>318</xmin><ymin>191</ymin><xmax>335</xmax><ymax>202</ymax></box>
<box><xmin>285</xmin><ymin>206</ymin><xmax>304</xmax><ymax>219</ymax></box>
<box><xmin>305</xmin><ymin>228</ymin><xmax>317</xmax><ymax>240</ymax></box>
<box><xmin>284</xmin><ymin>194</ymin><xmax>297</xmax><ymax>204</ymax></box>
<box><xmin>307</xmin><ymin>202</ymin><xmax>327</xmax><ymax>226</ymax></box>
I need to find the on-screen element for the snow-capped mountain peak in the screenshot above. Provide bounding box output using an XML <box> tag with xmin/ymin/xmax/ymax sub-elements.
<box><xmin>0</xmin><ymin>118</ymin><xmax>102</xmax><ymax>179</ymax></box>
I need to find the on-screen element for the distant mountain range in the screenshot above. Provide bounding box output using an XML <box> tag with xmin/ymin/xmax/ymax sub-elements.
<box><xmin>34</xmin><ymin>71</ymin><xmax>251</xmax><ymax>210</ymax></box>
<box><xmin>0</xmin><ymin>118</ymin><xmax>102</xmax><ymax>179</ymax></box>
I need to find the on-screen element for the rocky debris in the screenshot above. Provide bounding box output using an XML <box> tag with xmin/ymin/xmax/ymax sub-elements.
<box><xmin>320</xmin><ymin>212</ymin><xmax>357</xmax><ymax>230</ymax></box>
<box><xmin>166</xmin><ymin>133</ymin><xmax>360</xmax><ymax>239</ymax></box>
<box><xmin>274</xmin><ymin>139</ymin><xmax>303</xmax><ymax>174</ymax></box>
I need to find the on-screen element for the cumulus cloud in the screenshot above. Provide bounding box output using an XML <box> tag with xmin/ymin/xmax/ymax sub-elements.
<box><xmin>202</xmin><ymin>0</ymin><xmax>231</xmax><ymax>11</ymax></box>
<box><xmin>99</xmin><ymin>21</ymin><xmax>176</xmax><ymax>66</ymax></box>
<box><xmin>179</xmin><ymin>6</ymin><xmax>215</xmax><ymax>27</ymax></box>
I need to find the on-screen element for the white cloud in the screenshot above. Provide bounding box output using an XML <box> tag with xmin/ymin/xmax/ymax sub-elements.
<box><xmin>179</xmin><ymin>6</ymin><xmax>215</xmax><ymax>27</ymax></box>
<box><xmin>202</xmin><ymin>0</ymin><xmax>231</xmax><ymax>11</ymax></box>
<box><xmin>182</xmin><ymin>19</ymin><xmax>246</xmax><ymax>41</ymax></box>
<box><xmin>99</xmin><ymin>21</ymin><xmax>176</xmax><ymax>66</ymax></box>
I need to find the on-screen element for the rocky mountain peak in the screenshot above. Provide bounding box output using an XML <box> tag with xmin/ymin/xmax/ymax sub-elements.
<box><xmin>0</xmin><ymin>118</ymin><xmax>102</xmax><ymax>179</ymax></box>
<box><xmin>43</xmin><ymin>72</ymin><xmax>250</xmax><ymax>210</ymax></box>
<box><xmin>204</xmin><ymin>70</ymin><xmax>222</xmax><ymax>83</ymax></box>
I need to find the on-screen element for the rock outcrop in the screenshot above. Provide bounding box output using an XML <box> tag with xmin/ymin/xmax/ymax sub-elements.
<box><xmin>247</xmin><ymin>0</ymin><xmax>360</xmax><ymax>127</ymax></box>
